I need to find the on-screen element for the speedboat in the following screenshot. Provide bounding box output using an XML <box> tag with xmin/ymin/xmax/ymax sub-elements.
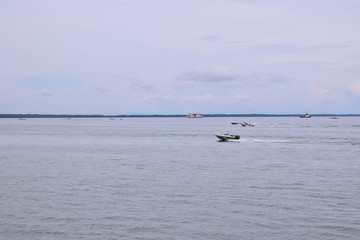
<box><xmin>240</xmin><ymin>122</ymin><xmax>254</xmax><ymax>127</ymax></box>
<box><xmin>215</xmin><ymin>133</ymin><xmax>240</xmax><ymax>141</ymax></box>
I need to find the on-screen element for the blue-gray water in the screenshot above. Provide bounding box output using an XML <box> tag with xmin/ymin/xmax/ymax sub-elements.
<box><xmin>1</xmin><ymin>117</ymin><xmax>359</xmax><ymax>240</ymax></box>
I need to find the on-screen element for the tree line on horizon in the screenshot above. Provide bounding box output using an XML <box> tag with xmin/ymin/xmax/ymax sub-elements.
<box><xmin>0</xmin><ymin>113</ymin><xmax>359</xmax><ymax>118</ymax></box>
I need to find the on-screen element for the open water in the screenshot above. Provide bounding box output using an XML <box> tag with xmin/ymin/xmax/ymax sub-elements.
<box><xmin>0</xmin><ymin>117</ymin><xmax>359</xmax><ymax>240</ymax></box>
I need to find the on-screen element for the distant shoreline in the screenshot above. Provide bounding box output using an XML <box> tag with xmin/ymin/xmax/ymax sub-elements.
<box><xmin>1</xmin><ymin>113</ymin><xmax>360</xmax><ymax>118</ymax></box>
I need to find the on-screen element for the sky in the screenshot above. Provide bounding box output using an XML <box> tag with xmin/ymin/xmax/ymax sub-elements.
<box><xmin>1</xmin><ymin>0</ymin><xmax>360</xmax><ymax>115</ymax></box>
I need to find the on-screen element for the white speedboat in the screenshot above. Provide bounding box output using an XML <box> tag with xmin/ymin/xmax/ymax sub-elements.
<box><xmin>240</xmin><ymin>122</ymin><xmax>254</xmax><ymax>127</ymax></box>
<box><xmin>215</xmin><ymin>133</ymin><xmax>240</xmax><ymax>141</ymax></box>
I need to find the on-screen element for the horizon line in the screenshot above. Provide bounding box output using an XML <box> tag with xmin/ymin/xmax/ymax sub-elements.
<box><xmin>1</xmin><ymin>113</ymin><xmax>360</xmax><ymax>118</ymax></box>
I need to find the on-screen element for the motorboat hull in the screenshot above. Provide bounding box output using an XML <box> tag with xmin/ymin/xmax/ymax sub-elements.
<box><xmin>216</xmin><ymin>134</ymin><xmax>240</xmax><ymax>141</ymax></box>
<box><xmin>240</xmin><ymin>122</ymin><xmax>254</xmax><ymax>127</ymax></box>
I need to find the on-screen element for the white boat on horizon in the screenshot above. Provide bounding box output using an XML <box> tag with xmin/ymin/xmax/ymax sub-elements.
<box><xmin>186</xmin><ymin>113</ymin><xmax>203</xmax><ymax>118</ymax></box>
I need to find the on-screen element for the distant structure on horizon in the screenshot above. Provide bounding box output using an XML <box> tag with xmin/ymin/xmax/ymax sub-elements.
<box><xmin>186</xmin><ymin>113</ymin><xmax>203</xmax><ymax>118</ymax></box>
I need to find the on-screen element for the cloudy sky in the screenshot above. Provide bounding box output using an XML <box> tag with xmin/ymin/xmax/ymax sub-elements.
<box><xmin>1</xmin><ymin>0</ymin><xmax>360</xmax><ymax>114</ymax></box>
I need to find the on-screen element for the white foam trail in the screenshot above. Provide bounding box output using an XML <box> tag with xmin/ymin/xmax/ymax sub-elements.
<box><xmin>241</xmin><ymin>138</ymin><xmax>292</xmax><ymax>143</ymax></box>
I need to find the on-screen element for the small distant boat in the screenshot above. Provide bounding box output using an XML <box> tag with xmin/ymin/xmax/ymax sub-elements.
<box><xmin>240</xmin><ymin>122</ymin><xmax>254</xmax><ymax>127</ymax></box>
<box><xmin>231</xmin><ymin>122</ymin><xmax>239</xmax><ymax>125</ymax></box>
<box><xmin>330</xmin><ymin>117</ymin><xmax>338</xmax><ymax>119</ymax></box>
<box><xmin>186</xmin><ymin>113</ymin><xmax>203</xmax><ymax>118</ymax></box>
<box><xmin>215</xmin><ymin>133</ymin><xmax>240</xmax><ymax>141</ymax></box>
<box><xmin>299</xmin><ymin>113</ymin><xmax>311</xmax><ymax>118</ymax></box>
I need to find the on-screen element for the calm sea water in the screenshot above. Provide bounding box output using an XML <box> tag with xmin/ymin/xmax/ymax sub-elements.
<box><xmin>1</xmin><ymin>117</ymin><xmax>359</xmax><ymax>240</ymax></box>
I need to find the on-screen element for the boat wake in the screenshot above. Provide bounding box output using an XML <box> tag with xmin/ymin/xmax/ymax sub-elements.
<box><xmin>217</xmin><ymin>139</ymin><xmax>241</xmax><ymax>142</ymax></box>
<box><xmin>241</xmin><ymin>138</ymin><xmax>293</xmax><ymax>143</ymax></box>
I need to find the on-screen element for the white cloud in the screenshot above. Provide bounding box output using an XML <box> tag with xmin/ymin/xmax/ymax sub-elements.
<box><xmin>178</xmin><ymin>64</ymin><xmax>239</xmax><ymax>83</ymax></box>
<box><xmin>108</xmin><ymin>97</ymin><xmax>115</xmax><ymax>104</ymax></box>
<box><xmin>309</xmin><ymin>84</ymin><xmax>335</xmax><ymax>99</ymax></box>
<box><xmin>41</xmin><ymin>89</ymin><xmax>52</xmax><ymax>96</ymax></box>
<box><xmin>177</xmin><ymin>64</ymin><xmax>289</xmax><ymax>88</ymax></box>
<box><xmin>133</xmin><ymin>93</ymin><xmax>214</xmax><ymax>105</ymax></box>
<box><xmin>234</xmin><ymin>94</ymin><xmax>250</xmax><ymax>100</ymax></box>
<box><xmin>179</xmin><ymin>93</ymin><xmax>214</xmax><ymax>102</ymax></box>
<box><xmin>348</xmin><ymin>81</ymin><xmax>360</xmax><ymax>95</ymax></box>
<box><xmin>129</xmin><ymin>79</ymin><xmax>156</xmax><ymax>92</ymax></box>
<box><xmin>133</xmin><ymin>95</ymin><xmax>175</xmax><ymax>104</ymax></box>
<box><xmin>93</xmin><ymin>86</ymin><xmax>109</xmax><ymax>93</ymax></box>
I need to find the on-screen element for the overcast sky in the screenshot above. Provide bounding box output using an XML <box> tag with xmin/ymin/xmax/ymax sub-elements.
<box><xmin>1</xmin><ymin>0</ymin><xmax>359</xmax><ymax>114</ymax></box>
